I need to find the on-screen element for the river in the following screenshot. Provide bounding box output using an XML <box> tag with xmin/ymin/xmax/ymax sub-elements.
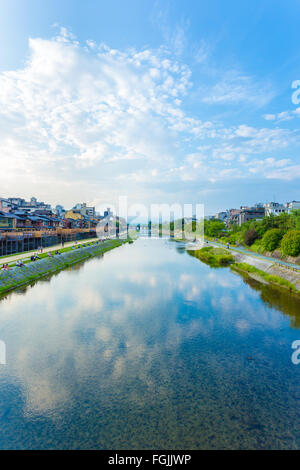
<box><xmin>0</xmin><ymin>238</ymin><xmax>299</xmax><ymax>449</ymax></box>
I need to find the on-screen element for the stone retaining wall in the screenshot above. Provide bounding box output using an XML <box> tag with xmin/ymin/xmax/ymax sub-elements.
<box><xmin>0</xmin><ymin>241</ymin><xmax>123</xmax><ymax>295</ymax></box>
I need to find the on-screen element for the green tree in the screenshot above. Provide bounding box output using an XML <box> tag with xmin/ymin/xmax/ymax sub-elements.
<box><xmin>258</xmin><ymin>214</ymin><xmax>277</xmax><ymax>234</ymax></box>
<box><xmin>275</xmin><ymin>212</ymin><xmax>293</xmax><ymax>231</ymax></box>
<box><xmin>261</xmin><ymin>228</ymin><xmax>283</xmax><ymax>252</ymax></box>
<box><xmin>204</xmin><ymin>220</ymin><xmax>226</xmax><ymax>237</ymax></box>
<box><xmin>290</xmin><ymin>209</ymin><xmax>300</xmax><ymax>230</ymax></box>
<box><xmin>244</xmin><ymin>228</ymin><xmax>259</xmax><ymax>246</ymax></box>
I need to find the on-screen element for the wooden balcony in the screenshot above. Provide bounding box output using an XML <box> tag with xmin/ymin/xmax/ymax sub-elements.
<box><xmin>0</xmin><ymin>227</ymin><xmax>97</xmax><ymax>240</ymax></box>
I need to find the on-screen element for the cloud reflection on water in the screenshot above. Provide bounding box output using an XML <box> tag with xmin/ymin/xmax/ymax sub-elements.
<box><xmin>0</xmin><ymin>239</ymin><xmax>299</xmax><ymax>449</ymax></box>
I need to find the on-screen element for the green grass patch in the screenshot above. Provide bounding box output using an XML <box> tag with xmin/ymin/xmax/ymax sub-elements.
<box><xmin>5</xmin><ymin>240</ymin><xmax>106</xmax><ymax>267</ymax></box>
<box><xmin>188</xmin><ymin>246</ymin><xmax>235</xmax><ymax>267</ymax></box>
<box><xmin>248</xmin><ymin>241</ymin><xmax>265</xmax><ymax>254</ymax></box>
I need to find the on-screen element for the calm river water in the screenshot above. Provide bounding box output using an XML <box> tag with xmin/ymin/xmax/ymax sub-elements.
<box><xmin>0</xmin><ymin>238</ymin><xmax>299</xmax><ymax>449</ymax></box>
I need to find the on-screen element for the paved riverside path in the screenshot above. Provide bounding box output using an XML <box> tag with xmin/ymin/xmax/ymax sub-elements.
<box><xmin>0</xmin><ymin>237</ymin><xmax>100</xmax><ymax>266</ymax></box>
<box><xmin>206</xmin><ymin>240</ymin><xmax>300</xmax><ymax>271</ymax></box>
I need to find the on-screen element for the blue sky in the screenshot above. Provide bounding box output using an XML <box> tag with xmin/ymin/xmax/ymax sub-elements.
<box><xmin>0</xmin><ymin>0</ymin><xmax>299</xmax><ymax>214</ymax></box>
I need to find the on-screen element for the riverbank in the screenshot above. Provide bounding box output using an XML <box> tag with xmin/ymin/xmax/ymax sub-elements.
<box><xmin>0</xmin><ymin>236</ymin><xmax>100</xmax><ymax>265</ymax></box>
<box><xmin>0</xmin><ymin>239</ymin><xmax>128</xmax><ymax>296</ymax></box>
<box><xmin>185</xmin><ymin>242</ymin><xmax>300</xmax><ymax>295</ymax></box>
<box><xmin>231</xmin><ymin>262</ymin><xmax>299</xmax><ymax>294</ymax></box>
<box><xmin>188</xmin><ymin>246</ymin><xmax>235</xmax><ymax>267</ymax></box>
<box><xmin>229</xmin><ymin>249</ymin><xmax>300</xmax><ymax>292</ymax></box>
<box><xmin>205</xmin><ymin>235</ymin><xmax>300</xmax><ymax>266</ymax></box>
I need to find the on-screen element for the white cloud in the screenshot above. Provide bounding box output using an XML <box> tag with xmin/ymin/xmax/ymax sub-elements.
<box><xmin>202</xmin><ymin>70</ymin><xmax>275</xmax><ymax>107</ymax></box>
<box><xmin>0</xmin><ymin>29</ymin><xmax>207</xmax><ymax>202</ymax></box>
<box><xmin>263</xmin><ymin>107</ymin><xmax>300</xmax><ymax>122</ymax></box>
<box><xmin>0</xmin><ymin>28</ymin><xmax>299</xmax><ymax>207</ymax></box>
<box><xmin>263</xmin><ymin>114</ymin><xmax>276</xmax><ymax>121</ymax></box>
<box><xmin>266</xmin><ymin>164</ymin><xmax>300</xmax><ymax>180</ymax></box>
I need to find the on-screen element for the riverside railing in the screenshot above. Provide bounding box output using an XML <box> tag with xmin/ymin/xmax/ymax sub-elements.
<box><xmin>0</xmin><ymin>228</ymin><xmax>97</xmax><ymax>256</ymax></box>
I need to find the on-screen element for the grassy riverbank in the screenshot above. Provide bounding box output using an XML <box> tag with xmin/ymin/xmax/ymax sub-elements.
<box><xmin>204</xmin><ymin>211</ymin><xmax>300</xmax><ymax>265</ymax></box>
<box><xmin>0</xmin><ymin>239</ymin><xmax>128</xmax><ymax>296</ymax></box>
<box><xmin>186</xmin><ymin>243</ymin><xmax>300</xmax><ymax>295</ymax></box>
<box><xmin>0</xmin><ymin>236</ymin><xmax>103</xmax><ymax>267</ymax></box>
<box><xmin>231</xmin><ymin>262</ymin><xmax>298</xmax><ymax>294</ymax></box>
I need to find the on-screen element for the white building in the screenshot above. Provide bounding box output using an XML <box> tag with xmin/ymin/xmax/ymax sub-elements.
<box><xmin>55</xmin><ymin>205</ymin><xmax>66</xmax><ymax>217</ymax></box>
<box><xmin>0</xmin><ymin>196</ymin><xmax>52</xmax><ymax>213</ymax></box>
<box><xmin>264</xmin><ymin>202</ymin><xmax>287</xmax><ymax>216</ymax></box>
<box><xmin>215</xmin><ymin>211</ymin><xmax>229</xmax><ymax>222</ymax></box>
<box><xmin>73</xmin><ymin>203</ymin><xmax>95</xmax><ymax>217</ymax></box>
<box><xmin>285</xmin><ymin>201</ymin><xmax>300</xmax><ymax>213</ymax></box>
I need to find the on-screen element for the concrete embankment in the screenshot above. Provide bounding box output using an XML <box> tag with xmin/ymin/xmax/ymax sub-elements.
<box><xmin>186</xmin><ymin>241</ymin><xmax>300</xmax><ymax>293</ymax></box>
<box><xmin>231</xmin><ymin>251</ymin><xmax>300</xmax><ymax>292</ymax></box>
<box><xmin>0</xmin><ymin>240</ymin><xmax>126</xmax><ymax>296</ymax></box>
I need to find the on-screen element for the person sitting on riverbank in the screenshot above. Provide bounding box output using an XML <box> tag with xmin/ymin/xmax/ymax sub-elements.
<box><xmin>48</xmin><ymin>252</ymin><xmax>54</xmax><ymax>257</ymax></box>
<box><xmin>55</xmin><ymin>251</ymin><xmax>61</xmax><ymax>255</ymax></box>
<box><xmin>1</xmin><ymin>264</ymin><xmax>9</xmax><ymax>270</ymax></box>
<box><xmin>16</xmin><ymin>260</ymin><xmax>25</xmax><ymax>267</ymax></box>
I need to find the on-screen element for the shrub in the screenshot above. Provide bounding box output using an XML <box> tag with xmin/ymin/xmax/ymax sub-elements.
<box><xmin>228</xmin><ymin>233</ymin><xmax>238</xmax><ymax>244</ymax></box>
<box><xmin>261</xmin><ymin>228</ymin><xmax>283</xmax><ymax>252</ymax></box>
<box><xmin>244</xmin><ymin>228</ymin><xmax>259</xmax><ymax>246</ymax></box>
<box><xmin>201</xmin><ymin>246</ymin><xmax>213</xmax><ymax>251</ymax></box>
<box><xmin>188</xmin><ymin>247</ymin><xmax>234</xmax><ymax>267</ymax></box>
<box><xmin>217</xmin><ymin>254</ymin><xmax>235</xmax><ymax>265</ymax></box>
<box><xmin>249</xmin><ymin>240</ymin><xmax>265</xmax><ymax>254</ymax></box>
<box><xmin>280</xmin><ymin>230</ymin><xmax>300</xmax><ymax>257</ymax></box>
<box><xmin>204</xmin><ymin>219</ymin><xmax>226</xmax><ymax>237</ymax></box>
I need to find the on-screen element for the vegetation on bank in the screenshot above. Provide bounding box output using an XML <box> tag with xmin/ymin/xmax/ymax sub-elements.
<box><xmin>0</xmin><ymin>239</ymin><xmax>129</xmax><ymax>296</ymax></box>
<box><xmin>0</xmin><ymin>236</ymin><xmax>99</xmax><ymax>262</ymax></box>
<box><xmin>204</xmin><ymin>210</ymin><xmax>300</xmax><ymax>260</ymax></box>
<box><xmin>231</xmin><ymin>262</ymin><xmax>298</xmax><ymax>293</ymax></box>
<box><xmin>186</xmin><ymin>243</ymin><xmax>299</xmax><ymax>295</ymax></box>
<box><xmin>188</xmin><ymin>246</ymin><xmax>235</xmax><ymax>267</ymax></box>
<box><xmin>4</xmin><ymin>240</ymin><xmax>97</xmax><ymax>267</ymax></box>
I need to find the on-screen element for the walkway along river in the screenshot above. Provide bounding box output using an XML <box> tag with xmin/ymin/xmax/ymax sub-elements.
<box><xmin>0</xmin><ymin>239</ymin><xmax>126</xmax><ymax>296</ymax></box>
<box><xmin>0</xmin><ymin>238</ymin><xmax>299</xmax><ymax>449</ymax></box>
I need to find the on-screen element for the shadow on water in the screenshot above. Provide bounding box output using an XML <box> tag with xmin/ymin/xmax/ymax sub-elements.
<box><xmin>187</xmin><ymin>244</ymin><xmax>300</xmax><ymax>329</ymax></box>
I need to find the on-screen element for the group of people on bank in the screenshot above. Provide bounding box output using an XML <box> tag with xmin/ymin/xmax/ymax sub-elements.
<box><xmin>1</xmin><ymin>263</ymin><xmax>10</xmax><ymax>271</ymax></box>
<box><xmin>1</xmin><ymin>239</ymin><xmax>100</xmax><ymax>272</ymax></box>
